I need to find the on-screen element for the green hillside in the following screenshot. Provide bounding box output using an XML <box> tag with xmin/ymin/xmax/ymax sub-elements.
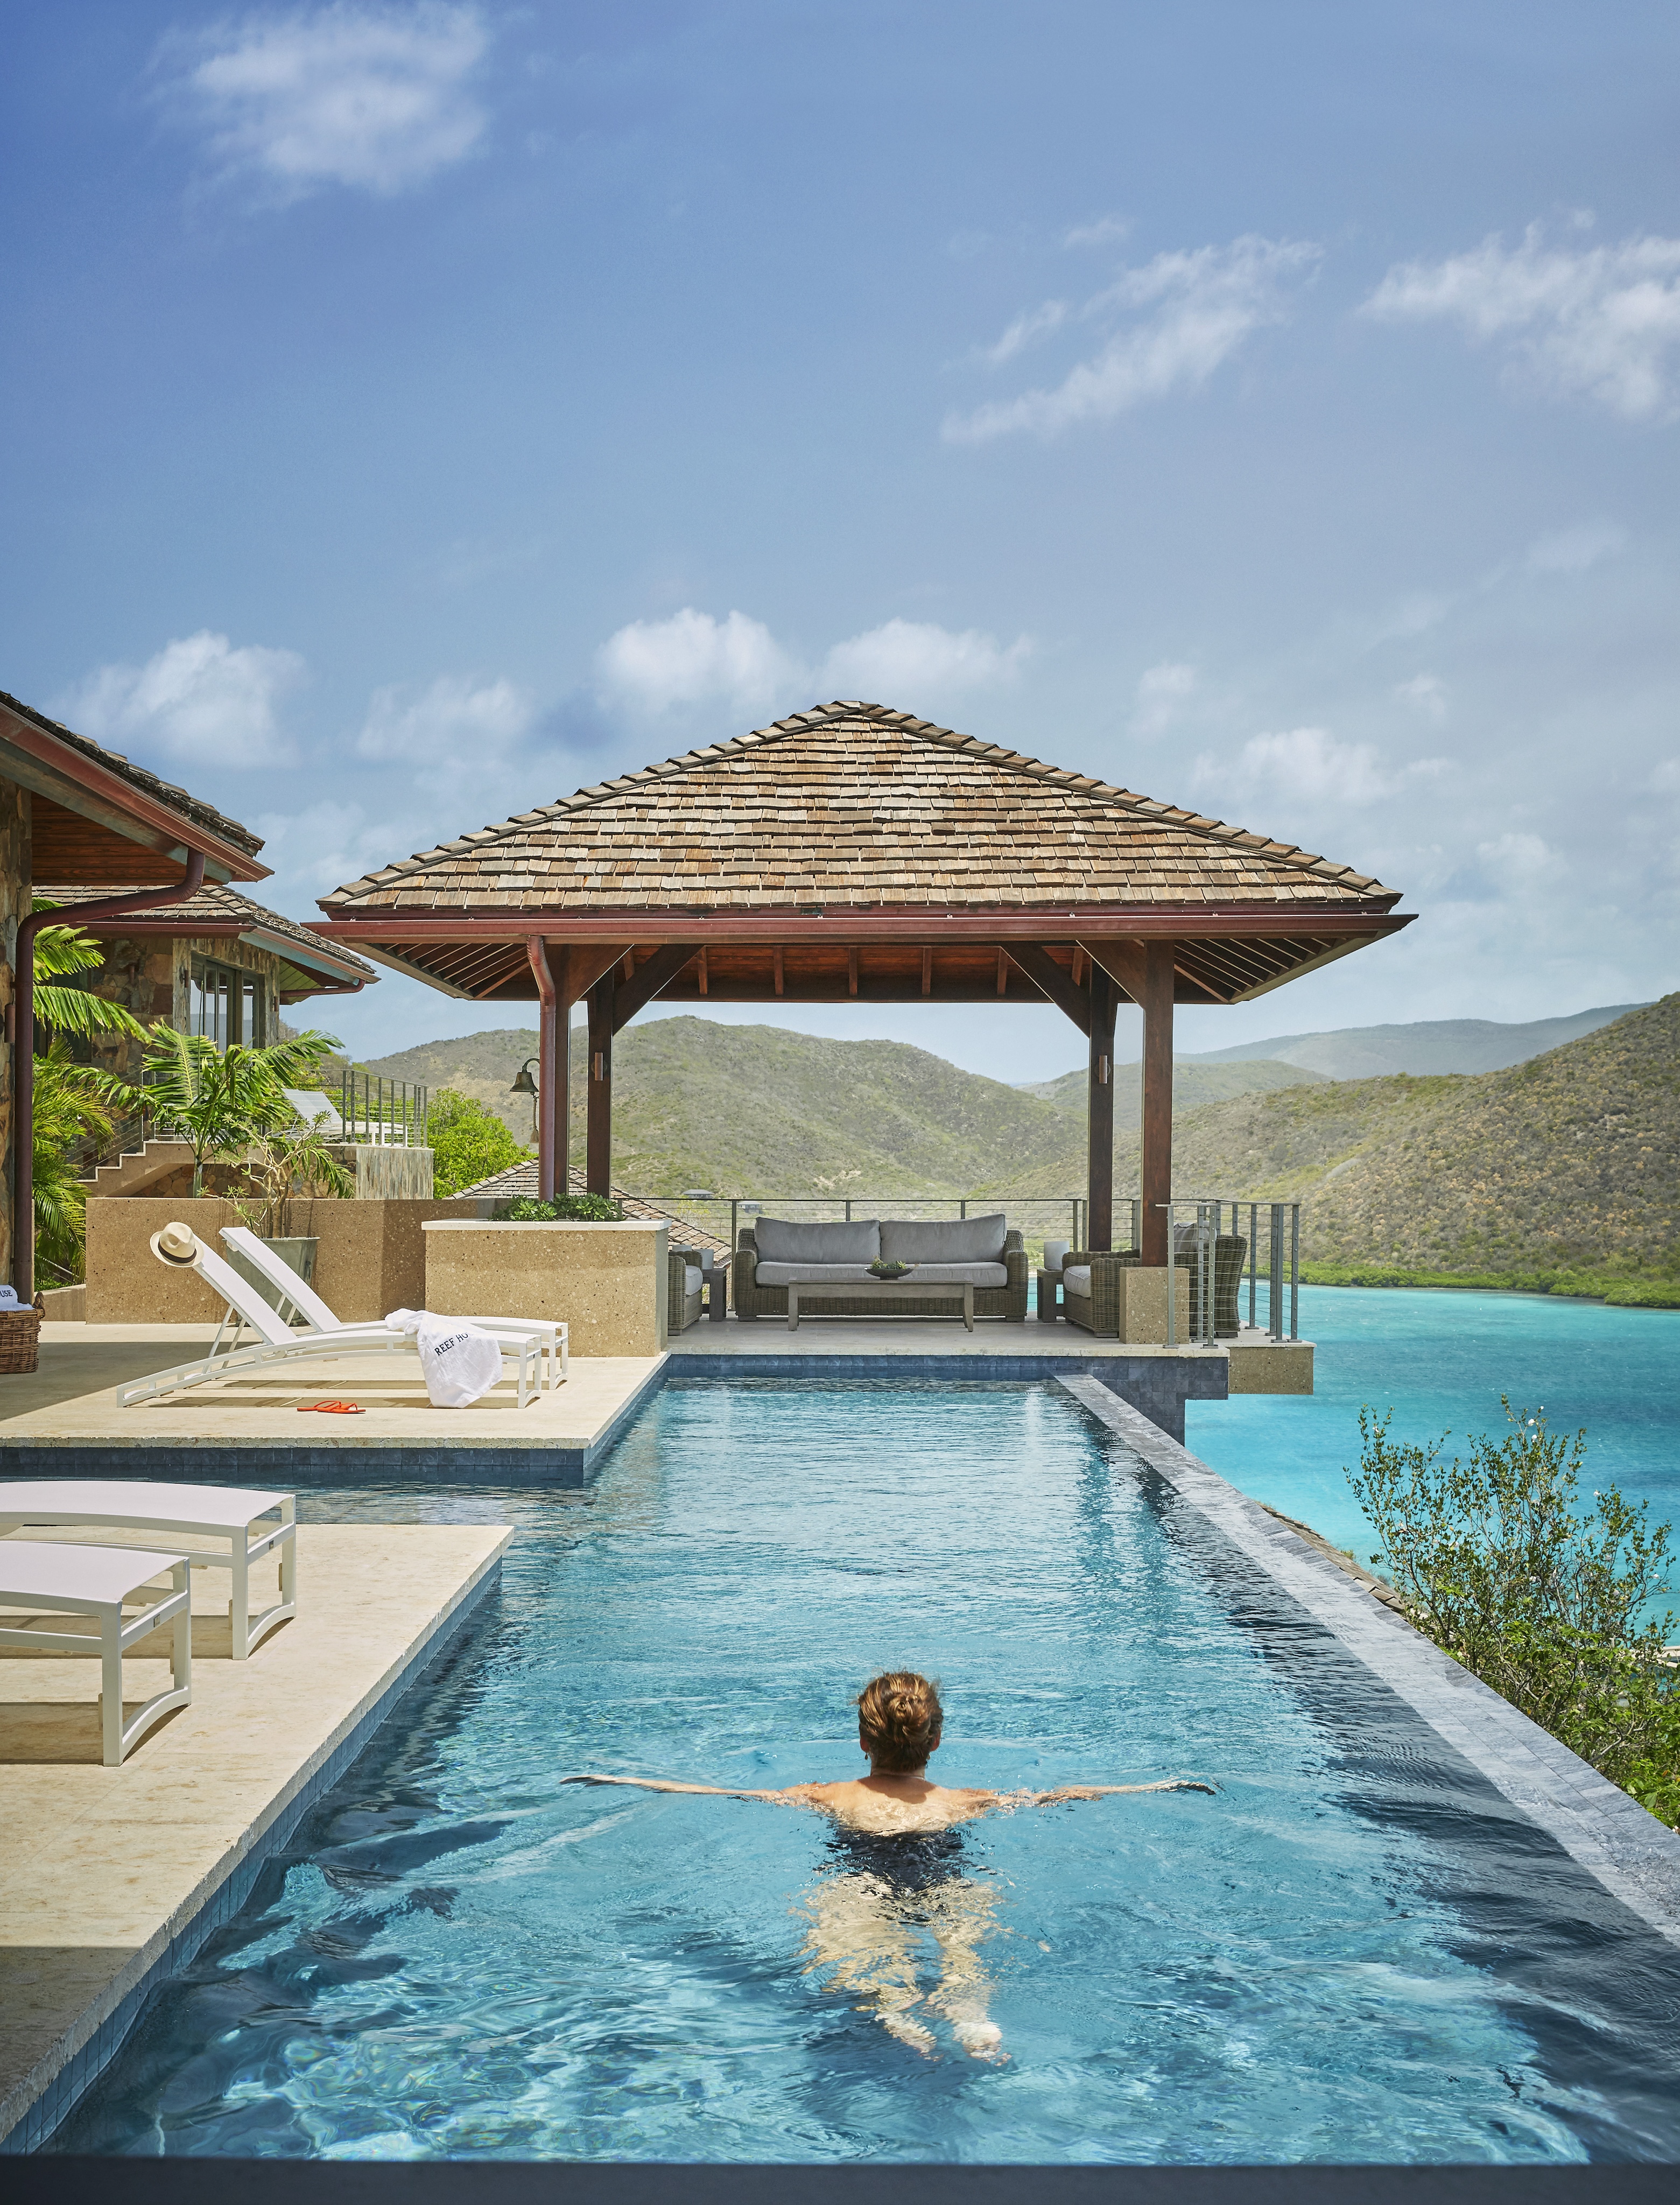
<box><xmin>1020</xmin><ymin>1057</ymin><xmax>1325</xmax><ymax>1123</ymax></box>
<box><xmin>1115</xmin><ymin>994</ymin><xmax>1680</xmax><ymax>1284</ymax></box>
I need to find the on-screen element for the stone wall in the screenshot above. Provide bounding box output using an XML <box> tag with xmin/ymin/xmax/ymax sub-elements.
<box><xmin>0</xmin><ymin>773</ymin><xmax>30</xmax><ymax>1284</ymax></box>
<box><xmin>65</xmin><ymin>930</ymin><xmax>291</xmax><ymax>1087</ymax></box>
<box><xmin>86</xmin><ymin>1196</ymin><xmax>495</xmax><ymax>1324</ymax></box>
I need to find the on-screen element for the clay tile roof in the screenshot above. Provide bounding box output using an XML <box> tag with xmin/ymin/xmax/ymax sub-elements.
<box><xmin>318</xmin><ymin>700</ymin><xmax>1400</xmax><ymax>916</ymax></box>
<box><xmin>0</xmin><ymin>689</ymin><xmax>265</xmax><ymax>858</ymax></box>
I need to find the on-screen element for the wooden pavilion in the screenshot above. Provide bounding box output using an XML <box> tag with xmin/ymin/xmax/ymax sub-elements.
<box><xmin>314</xmin><ymin>701</ymin><xmax>1412</xmax><ymax>1263</ymax></box>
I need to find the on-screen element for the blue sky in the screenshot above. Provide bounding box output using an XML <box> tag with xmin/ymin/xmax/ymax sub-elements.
<box><xmin>5</xmin><ymin>2</ymin><xmax>1678</xmax><ymax>1081</ymax></box>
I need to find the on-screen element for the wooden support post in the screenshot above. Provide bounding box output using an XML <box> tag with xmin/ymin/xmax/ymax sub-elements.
<box><xmin>528</xmin><ymin>936</ymin><xmax>560</xmax><ymax>1202</ymax></box>
<box><xmin>1087</xmin><ymin>963</ymin><xmax>1116</xmax><ymax>1251</ymax></box>
<box><xmin>586</xmin><ymin>970</ymin><xmax>614</xmax><ymax>1196</ymax></box>
<box><xmin>920</xmin><ymin>947</ymin><xmax>932</xmax><ymax>996</ymax></box>
<box><xmin>1140</xmin><ymin>939</ymin><xmax>1175</xmax><ymax>1266</ymax></box>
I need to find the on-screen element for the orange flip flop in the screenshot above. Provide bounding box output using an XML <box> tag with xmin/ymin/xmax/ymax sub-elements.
<box><xmin>297</xmin><ymin>1399</ymin><xmax>365</xmax><ymax>1414</ymax></box>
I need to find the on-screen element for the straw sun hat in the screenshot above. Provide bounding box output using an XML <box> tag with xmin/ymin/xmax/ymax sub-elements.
<box><xmin>152</xmin><ymin>1221</ymin><xmax>200</xmax><ymax>1265</ymax></box>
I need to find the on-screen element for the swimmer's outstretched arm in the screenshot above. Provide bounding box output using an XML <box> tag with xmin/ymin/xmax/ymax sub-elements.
<box><xmin>560</xmin><ymin>1773</ymin><xmax>812</xmax><ymax>1802</ymax></box>
<box><xmin>1026</xmin><ymin>1779</ymin><xmax>1215</xmax><ymax>1802</ymax></box>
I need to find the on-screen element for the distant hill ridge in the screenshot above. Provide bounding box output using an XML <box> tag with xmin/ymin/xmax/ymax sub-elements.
<box><xmin>1176</xmin><ymin>1003</ymin><xmax>1648</xmax><ymax>1080</ymax></box>
<box><xmin>360</xmin><ymin>996</ymin><xmax>1679</xmax><ymax>1279</ymax></box>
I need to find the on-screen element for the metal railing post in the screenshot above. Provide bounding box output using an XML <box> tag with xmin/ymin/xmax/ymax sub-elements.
<box><xmin>1164</xmin><ymin>1202</ymin><xmax>1176</xmax><ymax>1346</ymax></box>
<box><xmin>1248</xmin><ymin>1203</ymin><xmax>1257</xmax><ymax>1330</ymax></box>
<box><xmin>1269</xmin><ymin>1205</ymin><xmax>1285</xmax><ymax>1342</ymax></box>
<box><xmin>1290</xmin><ymin>1205</ymin><xmax>1301</xmax><ymax>1340</ymax></box>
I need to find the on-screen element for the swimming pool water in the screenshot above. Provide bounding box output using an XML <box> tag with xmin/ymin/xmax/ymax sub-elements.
<box><xmin>1189</xmin><ymin>1286</ymin><xmax>1680</xmax><ymax>1592</ymax></box>
<box><xmin>57</xmin><ymin>1380</ymin><xmax>1680</xmax><ymax>2163</ymax></box>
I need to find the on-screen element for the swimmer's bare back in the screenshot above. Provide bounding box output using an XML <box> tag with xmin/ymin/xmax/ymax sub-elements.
<box><xmin>561</xmin><ymin>1769</ymin><xmax>1213</xmax><ymax>1832</ymax></box>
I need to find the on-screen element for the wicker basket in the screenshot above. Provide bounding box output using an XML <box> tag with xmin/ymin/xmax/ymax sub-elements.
<box><xmin>0</xmin><ymin>1296</ymin><xmax>45</xmax><ymax>1375</ymax></box>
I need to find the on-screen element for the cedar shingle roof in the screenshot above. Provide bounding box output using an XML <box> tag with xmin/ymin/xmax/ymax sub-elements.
<box><xmin>0</xmin><ymin>689</ymin><xmax>265</xmax><ymax>859</ymax></box>
<box><xmin>319</xmin><ymin>703</ymin><xmax>1398</xmax><ymax>916</ymax></box>
<box><xmin>39</xmin><ymin>881</ymin><xmax>376</xmax><ymax>987</ymax></box>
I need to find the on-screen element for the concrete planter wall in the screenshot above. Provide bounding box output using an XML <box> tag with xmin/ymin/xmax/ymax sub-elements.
<box><xmin>423</xmin><ymin>1219</ymin><xmax>669</xmax><ymax>1357</ymax></box>
<box><xmin>86</xmin><ymin>1196</ymin><xmax>494</xmax><ymax>1324</ymax></box>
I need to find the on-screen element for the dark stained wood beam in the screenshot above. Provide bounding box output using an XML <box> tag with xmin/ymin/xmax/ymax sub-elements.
<box><xmin>1087</xmin><ymin>964</ymin><xmax>1117</xmax><ymax>1251</ymax></box>
<box><xmin>586</xmin><ymin>970</ymin><xmax>614</xmax><ymax>1196</ymax></box>
<box><xmin>1140</xmin><ymin>940</ymin><xmax>1176</xmax><ymax>1266</ymax></box>
<box><xmin>611</xmin><ymin>943</ymin><xmax>699</xmax><ymax>1029</ymax></box>
<box><xmin>1002</xmin><ymin>943</ymin><xmax>1091</xmax><ymax>1036</ymax></box>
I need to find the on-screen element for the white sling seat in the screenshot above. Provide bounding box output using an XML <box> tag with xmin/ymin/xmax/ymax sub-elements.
<box><xmin>121</xmin><ymin>1226</ymin><xmax>545</xmax><ymax>1409</ymax></box>
<box><xmin>0</xmin><ymin>1540</ymin><xmax>192</xmax><ymax>1765</ymax></box>
<box><xmin>220</xmin><ymin>1225</ymin><xmax>568</xmax><ymax>1389</ymax></box>
<box><xmin>0</xmin><ymin>1481</ymin><xmax>294</xmax><ymax>1660</ymax></box>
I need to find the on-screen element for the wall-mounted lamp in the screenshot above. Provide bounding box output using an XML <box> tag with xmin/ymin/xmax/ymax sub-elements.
<box><xmin>510</xmin><ymin>1057</ymin><xmax>539</xmax><ymax>1142</ymax></box>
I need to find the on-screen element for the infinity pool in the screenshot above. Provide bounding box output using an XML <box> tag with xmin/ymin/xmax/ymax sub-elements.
<box><xmin>57</xmin><ymin>1381</ymin><xmax>1680</xmax><ymax>2162</ymax></box>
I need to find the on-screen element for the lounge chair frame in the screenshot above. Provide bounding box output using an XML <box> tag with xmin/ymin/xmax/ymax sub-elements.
<box><xmin>0</xmin><ymin>1541</ymin><xmax>192</xmax><ymax>1765</ymax></box>
<box><xmin>0</xmin><ymin>1481</ymin><xmax>296</xmax><ymax>1660</ymax></box>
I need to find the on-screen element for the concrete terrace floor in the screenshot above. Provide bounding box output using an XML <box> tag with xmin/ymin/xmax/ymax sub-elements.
<box><xmin>0</xmin><ymin>1521</ymin><xmax>510</xmax><ymax>2151</ymax></box>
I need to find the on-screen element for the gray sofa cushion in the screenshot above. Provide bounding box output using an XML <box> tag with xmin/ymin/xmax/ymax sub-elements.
<box><xmin>684</xmin><ymin>1266</ymin><xmax>704</xmax><ymax>1295</ymax></box>
<box><xmin>1062</xmin><ymin>1265</ymin><xmax>1092</xmax><ymax>1296</ymax></box>
<box><xmin>879</xmin><ymin>1213</ymin><xmax>1007</xmax><ymax>1264</ymax></box>
<box><xmin>893</xmin><ymin>1262</ymin><xmax>1008</xmax><ymax>1287</ymax></box>
<box><xmin>753</xmin><ymin>1216</ymin><xmax>881</xmax><ymax>1263</ymax></box>
<box><xmin>754</xmin><ymin>1262</ymin><xmax>880</xmax><ymax>1286</ymax></box>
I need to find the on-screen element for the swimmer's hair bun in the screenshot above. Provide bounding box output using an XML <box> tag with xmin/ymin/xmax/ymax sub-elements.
<box><xmin>856</xmin><ymin>1670</ymin><xmax>943</xmax><ymax>1773</ymax></box>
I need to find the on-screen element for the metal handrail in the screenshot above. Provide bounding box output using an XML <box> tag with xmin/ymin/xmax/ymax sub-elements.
<box><xmin>336</xmin><ymin>1072</ymin><xmax>429</xmax><ymax>1147</ymax></box>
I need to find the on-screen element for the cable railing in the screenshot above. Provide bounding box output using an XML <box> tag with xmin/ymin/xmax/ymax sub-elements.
<box><xmin>1161</xmin><ymin>1197</ymin><xmax>1302</xmax><ymax>1349</ymax></box>
<box><xmin>336</xmin><ymin>1072</ymin><xmax>429</xmax><ymax>1148</ymax></box>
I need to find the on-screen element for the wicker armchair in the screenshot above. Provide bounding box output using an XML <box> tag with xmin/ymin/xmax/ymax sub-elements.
<box><xmin>667</xmin><ymin>1247</ymin><xmax>705</xmax><ymax>1336</ymax></box>
<box><xmin>733</xmin><ymin>1227</ymin><xmax>1029</xmax><ymax>1321</ymax></box>
<box><xmin>1059</xmin><ymin>1235</ymin><xmax>1247</xmax><ymax>1339</ymax></box>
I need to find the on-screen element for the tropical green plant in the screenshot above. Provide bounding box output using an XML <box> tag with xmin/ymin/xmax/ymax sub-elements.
<box><xmin>1348</xmin><ymin>1400</ymin><xmax>1679</xmax><ymax>1822</ymax></box>
<box><xmin>31</xmin><ymin>1041</ymin><xmax>141</xmax><ymax>1281</ymax></box>
<box><xmin>233</xmin><ymin>1117</ymin><xmax>355</xmax><ymax>1239</ymax></box>
<box><xmin>142</xmin><ymin>1026</ymin><xmax>344</xmax><ymax>1196</ymax></box>
<box><xmin>30</xmin><ymin>900</ymin><xmax>148</xmax><ymax>1042</ymax></box>
<box><xmin>494</xmin><ymin>1193</ymin><xmax>623</xmax><ymax>1221</ymax></box>
<box><xmin>428</xmin><ymin>1089</ymin><xmax>531</xmax><ymax>1197</ymax></box>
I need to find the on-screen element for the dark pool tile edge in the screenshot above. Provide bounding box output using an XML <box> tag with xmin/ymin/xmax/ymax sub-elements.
<box><xmin>1058</xmin><ymin>1374</ymin><xmax>1680</xmax><ymax>1950</ymax></box>
<box><xmin>1</xmin><ymin>1550</ymin><xmax>508</xmax><ymax>2157</ymax></box>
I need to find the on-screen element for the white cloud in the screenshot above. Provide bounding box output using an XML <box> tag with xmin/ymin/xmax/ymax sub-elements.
<box><xmin>1129</xmin><ymin>661</ymin><xmax>1197</xmax><ymax>738</ymax></box>
<box><xmin>945</xmin><ymin>235</ymin><xmax>1322</xmax><ymax>443</ymax></box>
<box><xmin>1205</xmin><ymin>726</ymin><xmax>1451</xmax><ymax>813</ymax></box>
<box><xmin>356</xmin><ymin>672</ymin><xmax>535</xmax><ymax>761</ymax></box>
<box><xmin>818</xmin><ymin>619</ymin><xmax>1030</xmax><ymax>702</ymax></box>
<box><xmin>1063</xmin><ymin>214</ymin><xmax>1132</xmax><ymax>250</ymax></box>
<box><xmin>1525</xmin><ymin>520</ymin><xmax>1627</xmax><ymax>574</ymax></box>
<box><xmin>1650</xmin><ymin>759</ymin><xmax>1680</xmax><ymax>795</ymax></box>
<box><xmin>64</xmin><ymin>630</ymin><xmax>304</xmax><ymax>767</ymax></box>
<box><xmin>981</xmin><ymin>300</ymin><xmax>1068</xmax><ymax>365</ymax></box>
<box><xmin>165</xmin><ymin>3</ymin><xmax>490</xmax><ymax>201</ymax></box>
<box><xmin>594</xmin><ymin>608</ymin><xmax>799</xmax><ymax>720</ymax></box>
<box><xmin>591</xmin><ymin>607</ymin><xmax>1030</xmax><ymax>725</ymax></box>
<box><xmin>1395</xmin><ymin>673</ymin><xmax>1447</xmax><ymax>721</ymax></box>
<box><xmin>1363</xmin><ymin>224</ymin><xmax>1680</xmax><ymax>420</ymax></box>
<box><xmin>1477</xmin><ymin>830</ymin><xmax>1556</xmax><ymax>881</ymax></box>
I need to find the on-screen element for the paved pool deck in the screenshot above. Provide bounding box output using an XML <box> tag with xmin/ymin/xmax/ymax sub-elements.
<box><xmin>0</xmin><ymin>1521</ymin><xmax>511</xmax><ymax>2152</ymax></box>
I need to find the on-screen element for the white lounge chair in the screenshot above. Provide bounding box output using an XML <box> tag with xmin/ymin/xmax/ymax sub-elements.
<box><xmin>220</xmin><ymin>1224</ymin><xmax>568</xmax><ymax>1391</ymax></box>
<box><xmin>122</xmin><ymin>1224</ymin><xmax>545</xmax><ymax>1409</ymax></box>
<box><xmin>0</xmin><ymin>1540</ymin><xmax>192</xmax><ymax>1765</ymax></box>
<box><xmin>0</xmin><ymin>1481</ymin><xmax>295</xmax><ymax>1659</ymax></box>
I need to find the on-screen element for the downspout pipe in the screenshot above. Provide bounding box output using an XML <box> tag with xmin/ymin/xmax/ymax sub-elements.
<box><xmin>527</xmin><ymin>935</ymin><xmax>557</xmax><ymax>1203</ymax></box>
<box><xmin>12</xmin><ymin>851</ymin><xmax>207</xmax><ymax>1301</ymax></box>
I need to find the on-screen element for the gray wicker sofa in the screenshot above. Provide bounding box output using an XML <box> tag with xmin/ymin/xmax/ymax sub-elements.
<box><xmin>1059</xmin><ymin>1230</ymin><xmax>1247</xmax><ymax>1339</ymax></box>
<box><xmin>734</xmin><ymin>1214</ymin><xmax>1028</xmax><ymax>1322</ymax></box>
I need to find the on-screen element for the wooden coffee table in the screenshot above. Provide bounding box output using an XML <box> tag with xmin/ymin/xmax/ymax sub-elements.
<box><xmin>785</xmin><ymin>1278</ymin><xmax>974</xmax><ymax>1332</ymax></box>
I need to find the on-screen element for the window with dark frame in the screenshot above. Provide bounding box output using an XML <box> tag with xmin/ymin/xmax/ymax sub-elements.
<box><xmin>188</xmin><ymin>957</ymin><xmax>267</xmax><ymax>1049</ymax></box>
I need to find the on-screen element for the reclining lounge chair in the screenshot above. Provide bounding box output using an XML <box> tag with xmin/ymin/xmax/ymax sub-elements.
<box><xmin>122</xmin><ymin>1224</ymin><xmax>547</xmax><ymax>1408</ymax></box>
<box><xmin>220</xmin><ymin>1225</ymin><xmax>568</xmax><ymax>1390</ymax></box>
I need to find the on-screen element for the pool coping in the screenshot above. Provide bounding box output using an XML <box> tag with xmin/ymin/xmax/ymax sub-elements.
<box><xmin>1058</xmin><ymin>1374</ymin><xmax>1680</xmax><ymax>1949</ymax></box>
<box><xmin>2</xmin><ymin>1533</ymin><xmax>511</xmax><ymax>2156</ymax></box>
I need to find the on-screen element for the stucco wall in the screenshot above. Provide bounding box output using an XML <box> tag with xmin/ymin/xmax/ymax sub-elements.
<box><xmin>0</xmin><ymin>773</ymin><xmax>29</xmax><ymax>1283</ymax></box>
<box><xmin>86</xmin><ymin>1195</ymin><xmax>495</xmax><ymax>1324</ymax></box>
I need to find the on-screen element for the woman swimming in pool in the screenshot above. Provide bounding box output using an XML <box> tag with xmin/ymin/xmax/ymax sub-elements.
<box><xmin>565</xmin><ymin>1671</ymin><xmax>1211</xmax><ymax>2061</ymax></box>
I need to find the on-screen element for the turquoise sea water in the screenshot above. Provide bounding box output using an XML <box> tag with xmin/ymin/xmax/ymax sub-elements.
<box><xmin>57</xmin><ymin>1377</ymin><xmax>1680</xmax><ymax>2164</ymax></box>
<box><xmin>1189</xmin><ymin>1286</ymin><xmax>1680</xmax><ymax>1598</ymax></box>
